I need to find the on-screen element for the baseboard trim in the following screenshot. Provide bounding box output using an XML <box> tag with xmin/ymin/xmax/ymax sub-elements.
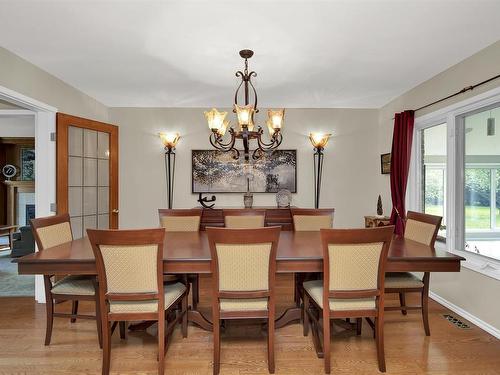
<box><xmin>429</xmin><ymin>291</ymin><xmax>500</xmax><ymax>339</ymax></box>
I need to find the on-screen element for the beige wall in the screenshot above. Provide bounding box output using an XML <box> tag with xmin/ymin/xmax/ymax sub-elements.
<box><xmin>109</xmin><ymin>107</ymin><xmax>379</xmax><ymax>229</ymax></box>
<box><xmin>0</xmin><ymin>47</ymin><xmax>108</xmax><ymax>121</ymax></box>
<box><xmin>378</xmin><ymin>40</ymin><xmax>500</xmax><ymax>332</ymax></box>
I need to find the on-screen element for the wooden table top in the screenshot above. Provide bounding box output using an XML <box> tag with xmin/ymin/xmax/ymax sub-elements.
<box><xmin>16</xmin><ymin>231</ymin><xmax>464</xmax><ymax>275</ymax></box>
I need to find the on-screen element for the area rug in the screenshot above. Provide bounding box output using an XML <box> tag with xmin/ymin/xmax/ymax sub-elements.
<box><xmin>0</xmin><ymin>249</ymin><xmax>34</xmax><ymax>296</ymax></box>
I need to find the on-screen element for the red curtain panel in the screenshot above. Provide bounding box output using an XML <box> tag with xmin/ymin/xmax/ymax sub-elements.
<box><xmin>389</xmin><ymin>110</ymin><xmax>415</xmax><ymax>235</ymax></box>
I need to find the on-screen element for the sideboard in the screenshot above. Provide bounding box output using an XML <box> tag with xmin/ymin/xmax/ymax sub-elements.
<box><xmin>198</xmin><ymin>207</ymin><xmax>294</xmax><ymax>230</ymax></box>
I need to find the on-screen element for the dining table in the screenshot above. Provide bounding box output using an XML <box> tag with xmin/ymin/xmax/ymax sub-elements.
<box><xmin>15</xmin><ymin>230</ymin><xmax>465</xmax><ymax>331</ymax></box>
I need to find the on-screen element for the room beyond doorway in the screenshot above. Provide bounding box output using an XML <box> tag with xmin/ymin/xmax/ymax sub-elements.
<box><xmin>0</xmin><ymin>108</ymin><xmax>35</xmax><ymax>296</ymax></box>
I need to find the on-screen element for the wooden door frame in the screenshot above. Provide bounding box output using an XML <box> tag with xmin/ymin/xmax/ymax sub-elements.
<box><xmin>56</xmin><ymin>113</ymin><xmax>119</xmax><ymax>229</ymax></box>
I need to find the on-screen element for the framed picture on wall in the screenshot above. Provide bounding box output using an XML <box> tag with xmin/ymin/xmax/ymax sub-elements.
<box><xmin>20</xmin><ymin>147</ymin><xmax>35</xmax><ymax>181</ymax></box>
<box><xmin>380</xmin><ymin>153</ymin><xmax>391</xmax><ymax>174</ymax></box>
<box><xmin>192</xmin><ymin>149</ymin><xmax>297</xmax><ymax>193</ymax></box>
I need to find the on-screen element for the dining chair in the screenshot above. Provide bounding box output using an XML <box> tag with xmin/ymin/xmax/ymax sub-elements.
<box><xmin>30</xmin><ymin>213</ymin><xmax>102</xmax><ymax>347</ymax></box>
<box><xmin>223</xmin><ymin>209</ymin><xmax>266</xmax><ymax>229</ymax></box>
<box><xmin>207</xmin><ymin>226</ymin><xmax>281</xmax><ymax>375</ymax></box>
<box><xmin>303</xmin><ymin>226</ymin><xmax>394</xmax><ymax>373</ymax></box>
<box><xmin>290</xmin><ymin>208</ymin><xmax>334</xmax><ymax>308</ymax></box>
<box><xmin>385</xmin><ymin>210</ymin><xmax>442</xmax><ymax>336</ymax></box>
<box><xmin>87</xmin><ymin>228</ymin><xmax>188</xmax><ymax>375</ymax></box>
<box><xmin>158</xmin><ymin>208</ymin><xmax>202</xmax><ymax>309</ymax></box>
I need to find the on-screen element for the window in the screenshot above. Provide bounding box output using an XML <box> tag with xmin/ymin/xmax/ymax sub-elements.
<box><xmin>462</xmin><ymin>106</ymin><xmax>500</xmax><ymax>259</ymax></box>
<box><xmin>421</xmin><ymin>123</ymin><xmax>447</xmax><ymax>239</ymax></box>
<box><xmin>410</xmin><ymin>90</ymin><xmax>500</xmax><ymax>278</ymax></box>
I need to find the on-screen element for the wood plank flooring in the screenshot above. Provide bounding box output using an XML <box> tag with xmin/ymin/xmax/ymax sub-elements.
<box><xmin>0</xmin><ymin>274</ymin><xmax>499</xmax><ymax>374</ymax></box>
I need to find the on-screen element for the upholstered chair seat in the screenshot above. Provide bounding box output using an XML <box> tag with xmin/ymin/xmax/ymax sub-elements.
<box><xmin>219</xmin><ymin>298</ymin><xmax>268</xmax><ymax>312</ymax></box>
<box><xmin>87</xmin><ymin>228</ymin><xmax>188</xmax><ymax>375</ymax></box>
<box><xmin>158</xmin><ymin>209</ymin><xmax>203</xmax><ymax>310</ymax></box>
<box><xmin>51</xmin><ymin>275</ymin><xmax>96</xmax><ymax>296</ymax></box>
<box><xmin>303</xmin><ymin>280</ymin><xmax>376</xmax><ymax>310</ymax></box>
<box><xmin>224</xmin><ymin>215</ymin><xmax>265</xmax><ymax>229</ymax></box>
<box><xmin>384</xmin><ymin>211</ymin><xmax>442</xmax><ymax>337</ymax></box>
<box><xmin>109</xmin><ymin>282</ymin><xmax>186</xmax><ymax>314</ymax></box>
<box><xmin>385</xmin><ymin>272</ymin><xmax>424</xmax><ymax>289</ymax></box>
<box><xmin>30</xmin><ymin>213</ymin><xmax>102</xmax><ymax>347</ymax></box>
<box><xmin>302</xmin><ymin>227</ymin><xmax>394</xmax><ymax>374</ymax></box>
<box><xmin>207</xmin><ymin>226</ymin><xmax>280</xmax><ymax>374</ymax></box>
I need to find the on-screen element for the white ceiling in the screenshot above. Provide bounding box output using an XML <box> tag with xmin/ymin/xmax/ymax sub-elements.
<box><xmin>0</xmin><ymin>0</ymin><xmax>499</xmax><ymax>108</ymax></box>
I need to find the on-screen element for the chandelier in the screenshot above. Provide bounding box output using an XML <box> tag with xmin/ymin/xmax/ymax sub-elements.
<box><xmin>204</xmin><ymin>49</ymin><xmax>285</xmax><ymax>161</ymax></box>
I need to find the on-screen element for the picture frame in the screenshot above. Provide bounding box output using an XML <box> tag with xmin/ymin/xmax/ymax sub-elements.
<box><xmin>380</xmin><ymin>153</ymin><xmax>391</xmax><ymax>174</ymax></box>
<box><xmin>192</xmin><ymin>149</ymin><xmax>297</xmax><ymax>193</ymax></box>
<box><xmin>20</xmin><ymin>147</ymin><xmax>35</xmax><ymax>181</ymax></box>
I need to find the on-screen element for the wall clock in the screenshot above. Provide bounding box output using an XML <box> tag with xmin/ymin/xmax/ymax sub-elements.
<box><xmin>2</xmin><ymin>164</ymin><xmax>17</xmax><ymax>180</ymax></box>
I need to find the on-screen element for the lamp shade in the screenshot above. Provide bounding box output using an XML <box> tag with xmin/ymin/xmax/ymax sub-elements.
<box><xmin>159</xmin><ymin>132</ymin><xmax>180</xmax><ymax>149</ymax></box>
<box><xmin>309</xmin><ymin>133</ymin><xmax>331</xmax><ymax>149</ymax></box>
<box><xmin>267</xmin><ymin>109</ymin><xmax>285</xmax><ymax>130</ymax></box>
<box><xmin>234</xmin><ymin>104</ymin><xmax>255</xmax><ymax>131</ymax></box>
<box><xmin>205</xmin><ymin>108</ymin><xmax>228</xmax><ymax>133</ymax></box>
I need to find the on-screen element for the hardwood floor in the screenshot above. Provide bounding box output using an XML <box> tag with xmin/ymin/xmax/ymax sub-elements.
<box><xmin>0</xmin><ymin>274</ymin><xmax>499</xmax><ymax>374</ymax></box>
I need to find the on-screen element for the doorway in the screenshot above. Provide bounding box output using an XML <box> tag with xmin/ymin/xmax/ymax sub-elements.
<box><xmin>0</xmin><ymin>107</ymin><xmax>36</xmax><ymax>296</ymax></box>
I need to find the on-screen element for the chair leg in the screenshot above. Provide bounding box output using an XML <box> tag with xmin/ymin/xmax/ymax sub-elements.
<box><xmin>95</xmin><ymin>296</ymin><xmax>103</xmax><ymax>348</ymax></box>
<box><xmin>268</xmin><ymin>313</ymin><xmax>275</xmax><ymax>374</ymax></box>
<box><xmin>102</xmin><ymin>319</ymin><xmax>111</xmax><ymax>375</ymax></box>
<box><xmin>43</xmin><ymin>277</ymin><xmax>54</xmax><ymax>346</ymax></box>
<box><xmin>356</xmin><ymin>318</ymin><xmax>362</xmax><ymax>335</ymax></box>
<box><xmin>181</xmin><ymin>294</ymin><xmax>188</xmax><ymax>338</ymax></box>
<box><xmin>399</xmin><ymin>293</ymin><xmax>407</xmax><ymax>315</ymax></box>
<box><xmin>422</xmin><ymin>272</ymin><xmax>431</xmax><ymax>336</ymax></box>
<box><xmin>375</xmin><ymin>317</ymin><xmax>386</xmax><ymax>372</ymax></box>
<box><xmin>303</xmin><ymin>292</ymin><xmax>310</xmax><ymax>336</ymax></box>
<box><xmin>213</xmin><ymin>316</ymin><xmax>220</xmax><ymax>375</ymax></box>
<box><xmin>323</xmin><ymin>309</ymin><xmax>331</xmax><ymax>374</ymax></box>
<box><xmin>158</xmin><ymin>314</ymin><xmax>165</xmax><ymax>375</ymax></box>
<box><xmin>71</xmin><ymin>300</ymin><xmax>79</xmax><ymax>323</ymax></box>
<box><xmin>191</xmin><ymin>274</ymin><xmax>199</xmax><ymax>310</ymax></box>
<box><xmin>119</xmin><ymin>321</ymin><xmax>127</xmax><ymax>340</ymax></box>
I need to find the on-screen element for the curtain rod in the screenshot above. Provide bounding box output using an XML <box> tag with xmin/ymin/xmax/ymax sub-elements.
<box><xmin>392</xmin><ymin>73</ymin><xmax>500</xmax><ymax>119</ymax></box>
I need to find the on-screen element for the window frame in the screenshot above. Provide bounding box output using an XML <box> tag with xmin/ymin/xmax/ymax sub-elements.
<box><xmin>408</xmin><ymin>86</ymin><xmax>500</xmax><ymax>281</ymax></box>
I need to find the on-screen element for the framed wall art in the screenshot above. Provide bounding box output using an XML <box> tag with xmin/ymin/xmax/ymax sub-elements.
<box><xmin>192</xmin><ymin>149</ymin><xmax>297</xmax><ymax>193</ymax></box>
<box><xmin>380</xmin><ymin>152</ymin><xmax>391</xmax><ymax>174</ymax></box>
<box><xmin>20</xmin><ymin>148</ymin><xmax>35</xmax><ymax>181</ymax></box>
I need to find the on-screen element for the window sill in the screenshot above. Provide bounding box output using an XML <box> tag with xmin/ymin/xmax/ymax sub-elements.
<box><xmin>436</xmin><ymin>242</ymin><xmax>500</xmax><ymax>281</ymax></box>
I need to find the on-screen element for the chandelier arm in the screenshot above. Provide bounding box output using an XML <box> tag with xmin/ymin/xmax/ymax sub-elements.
<box><xmin>234</xmin><ymin>73</ymin><xmax>245</xmax><ymax>106</ymax></box>
<box><xmin>256</xmin><ymin>129</ymin><xmax>282</xmax><ymax>149</ymax></box>
<box><xmin>252</xmin><ymin>148</ymin><xmax>263</xmax><ymax>160</ymax></box>
<box><xmin>247</xmin><ymin>73</ymin><xmax>258</xmax><ymax>110</ymax></box>
<box><xmin>210</xmin><ymin>131</ymin><xmax>236</xmax><ymax>152</ymax></box>
<box><xmin>214</xmin><ymin>129</ymin><xmax>237</xmax><ymax>148</ymax></box>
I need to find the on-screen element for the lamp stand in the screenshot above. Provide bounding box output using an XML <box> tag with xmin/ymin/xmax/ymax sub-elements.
<box><xmin>164</xmin><ymin>148</ymin><xmax>176</xmax><ymax>209</ymax></box>
<box><xmin>313</xmin><ymin>147</ymin><xmax>324</xmax><ymax>209</ymax></box>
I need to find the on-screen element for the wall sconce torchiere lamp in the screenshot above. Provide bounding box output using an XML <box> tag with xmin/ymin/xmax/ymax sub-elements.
<box><xmin>309</xmin><ymin>133</ymin><xmax>331</xmax><ymax>209</ymax></box>
<box><xmin>159</xmin><ymin>132</ymin><xmax>180</xmax><ymax>209</ymax></box>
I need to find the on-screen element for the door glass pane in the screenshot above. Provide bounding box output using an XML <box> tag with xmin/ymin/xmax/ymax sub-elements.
<box><xmin>67</xmin><ymin>126</ymin><xmax>110</xmax><ymax>238</ymax></box>
<box><xmin>422</xmin><ymin>123</ymin><xmax>447</xmax><ymax>239</ymax></box>
<box><xmin>463</xmin><ymin>105</ymin><xmax>500</xmax><ymax>260</ymax></box>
